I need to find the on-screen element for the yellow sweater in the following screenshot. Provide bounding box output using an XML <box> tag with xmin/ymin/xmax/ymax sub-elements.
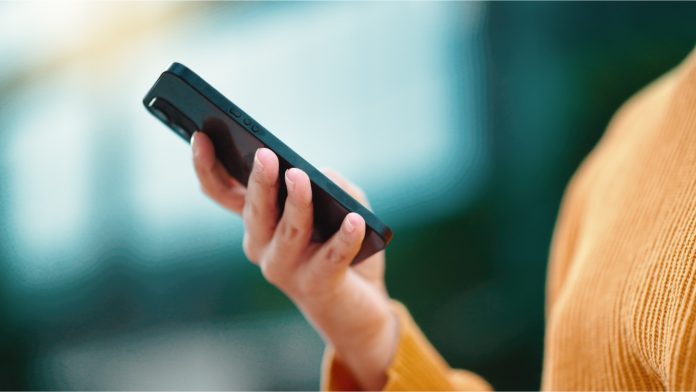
<box><xmin>321</xmin><ymin>47</ymin><xmax>696</xmax><ymax>391</ymax></box>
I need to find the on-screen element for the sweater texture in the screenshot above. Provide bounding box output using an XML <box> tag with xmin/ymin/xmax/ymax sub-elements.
<box><xmin>322</xmin><ymin>47</ymin><xmax>696</xmax><ymax>391</ymax></box>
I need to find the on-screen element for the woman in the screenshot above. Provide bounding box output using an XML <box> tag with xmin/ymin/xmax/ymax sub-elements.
<box><xmin>190</xmin><ymin>47</ymin><xmax>696</xmax><ymax>390</ymax></box>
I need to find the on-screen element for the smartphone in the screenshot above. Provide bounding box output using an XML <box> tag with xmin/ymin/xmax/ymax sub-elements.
<box><xmin>142</xmin><ymin>63</ymin><xmax>392</xmax><ymax>264</ymax></box>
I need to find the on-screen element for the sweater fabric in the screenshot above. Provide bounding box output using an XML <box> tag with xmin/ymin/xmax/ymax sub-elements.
<box><xmin>321</xmin><ymin>47</ymin><xmax>696</xmax><ymax>391</ymax></box>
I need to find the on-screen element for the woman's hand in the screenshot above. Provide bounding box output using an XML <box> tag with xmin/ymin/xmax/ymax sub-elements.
<box><xmin>191</xmin><ymin>131</ymin><xmax>398</xmax><ymax>390</ymax></box>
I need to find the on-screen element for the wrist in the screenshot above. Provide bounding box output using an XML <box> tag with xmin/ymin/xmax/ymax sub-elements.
<box><xmin>297</xmin><ymin>276</ymin><xmax>399</xmax><ymax>389</ymax></box>
<box><xmin>329</xmin><ymin>301</ymin><xmax>399</xmax><ymax>390</ymax></box>
<box><xmin>296</xmin><ymin>273</ymin><xmax>392</xmax><ymax>349</ymax></box>
<box><xmin>332</xmin><ymin>301</ymin><xmax>399</xmax><ymax>364</ymax></box>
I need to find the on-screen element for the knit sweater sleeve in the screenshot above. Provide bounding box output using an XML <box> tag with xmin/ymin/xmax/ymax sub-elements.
<box><xmin>320</xmin><ymin>301</ymin><xmax>491</xmax><ymax>391</ymax></box>
<box><xmin>667</xmin><ymin>298</ymin><xmax>696</xmax><ymax>390</ymax></box>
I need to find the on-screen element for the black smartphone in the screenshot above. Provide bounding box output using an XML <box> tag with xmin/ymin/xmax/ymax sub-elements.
<box><xmin>143</xmin><ymin>62</ymin><xmax>392</xmax><ymax>264</ymax></box>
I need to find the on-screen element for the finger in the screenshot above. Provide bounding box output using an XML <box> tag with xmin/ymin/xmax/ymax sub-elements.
<box><xmin>321</xmin><ymin>168</ymin><xmax>370</xmax><ymax>208</ymax></box>
<box><xmin>260</xmin><ymin>168</ymin><xmax>314</xmax><ymax>283</ymax></box>
<box><xmin>319</xmin><ymin>169</ymin><xmax>381</xmax><ymax>281</ymax></box>
<box><xmin>273</xmin><ymin>168</ymin><xmax>314</xmax><ymax>255</ymax></box>
<box><xmin>306</xmin><ymin>212</ymin><xmax>365</xmax><ymax>278</ymax></box>
<box><xmin>191</xmin><ymin>132</ymin><xmax>246</xmax><ymax>213</ymax></box>
<box><xmin>242</xmin><ymin>148</ymin><xmax>280</xmax><ymax>261</ymax></box>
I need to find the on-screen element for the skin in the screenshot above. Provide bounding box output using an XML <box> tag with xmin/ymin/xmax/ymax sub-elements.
<box><xmin>190</xmin><ymin>131</ymin><xmax>399</xmax><ymax>390</ymax></box>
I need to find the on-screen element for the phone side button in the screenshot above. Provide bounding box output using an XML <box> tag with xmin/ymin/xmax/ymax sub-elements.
<box><xmin>243</xmin><ymin>117</ymin><xmax>252</xmax><ymax>126</ymax></box>
<box><xmin>252</xmin><ymin>124</ymin><xmax>259</xmax><ymax>132</ymax></box>
<box><xmin>229</xmin><ymin>107</ymin><xmax>242</xmax><ymax>117</ymax></box>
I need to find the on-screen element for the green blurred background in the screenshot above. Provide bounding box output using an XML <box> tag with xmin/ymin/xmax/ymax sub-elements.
<box><xmin>0</xmin><ymin>2</ymin><xmax>695</xmax><ymax>390</ymax></box>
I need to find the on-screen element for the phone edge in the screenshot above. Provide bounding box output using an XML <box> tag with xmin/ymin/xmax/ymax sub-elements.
<box><xmin>149</xmin><ymin>62</ymin><xmax>394</xmax><ymax>247</ymax></box>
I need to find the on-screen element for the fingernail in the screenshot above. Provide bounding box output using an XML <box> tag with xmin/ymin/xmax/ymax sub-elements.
<box><xmin>344</xmin><ymin>213</ymin><xmax>360</xmax><ymax>233</ymax></box>
<box><xmin>254</xmin><ymin>149</ymin><xmax>265</xmax><ymax>173</ymax></box>
<box><xmin>285</xmin><ymin>169</ymin><xmax>295</xmax><ymax>191</ymax></box>
<box><xmin>191</xmin><ymin>132</ymin><xmax>199</xmax><ymax>155</ymax></box>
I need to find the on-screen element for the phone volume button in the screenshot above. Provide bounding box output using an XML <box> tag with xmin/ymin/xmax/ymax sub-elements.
<box><xmin>252</xmin><ymin>124</ymin><xmax>259</xmax><ymax>132</ymax></box>
<box><xmin>243</xmin><ymin>117</ymin><xmax>252</xmax><ymax>126</ymax></box>
<box><xmin>229</xmin><ymin>107</ymin><xmax>242</xmax><ymax>118</ymax></box>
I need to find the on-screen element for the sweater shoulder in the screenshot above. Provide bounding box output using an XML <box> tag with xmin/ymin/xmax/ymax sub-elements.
<box><xmin>543</xmin><ymin>48</ymin><xmax>696</xmax><ymax>390</ymax></box>
<box><xmin>546</xmin><ymin>48</ymin><xmax>696</xmax><ymax>311</ymax></box>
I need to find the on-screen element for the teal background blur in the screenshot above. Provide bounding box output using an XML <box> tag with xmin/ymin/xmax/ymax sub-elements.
<box><xmin>0</xmin><ymin>2</ymin><xmax>695</xmax><ymax>390</ymax></box>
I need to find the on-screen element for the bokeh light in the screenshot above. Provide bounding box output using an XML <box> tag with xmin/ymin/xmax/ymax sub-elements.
<box><xmin>0</xmin><ymin>2</ymin><xmax>694</xmax><ymax>389</ymax></box>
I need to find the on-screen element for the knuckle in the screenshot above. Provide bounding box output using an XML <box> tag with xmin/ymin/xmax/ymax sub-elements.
<box><xmin>280</xmin><ymin>221</ymin><xmax>302</xmax><ymax>241</ymax></box>
<box><xmin>325</xmin><ymin>245</ymin><xmax>348</xmax><ymax>264</ymax></box>
<box><xmin>242</xmin><ymin>235</ymin><xmax>260</xmax><ymax>263</ymax></box>
<box><xmin>259</xmin><ymin>259</ymin><xmax>284</xmax><ymax>286</ymax></box>
<box><xmin>325</xmin><ymin>246</ymin><xmax>338</xmax><ymax>263</ymax></box>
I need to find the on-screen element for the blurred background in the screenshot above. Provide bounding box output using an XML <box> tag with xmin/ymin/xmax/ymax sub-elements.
<box><xmin>0</xmin><ymin>2</ymin><xmax>695</xmax><ymax>390</ymax></box>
